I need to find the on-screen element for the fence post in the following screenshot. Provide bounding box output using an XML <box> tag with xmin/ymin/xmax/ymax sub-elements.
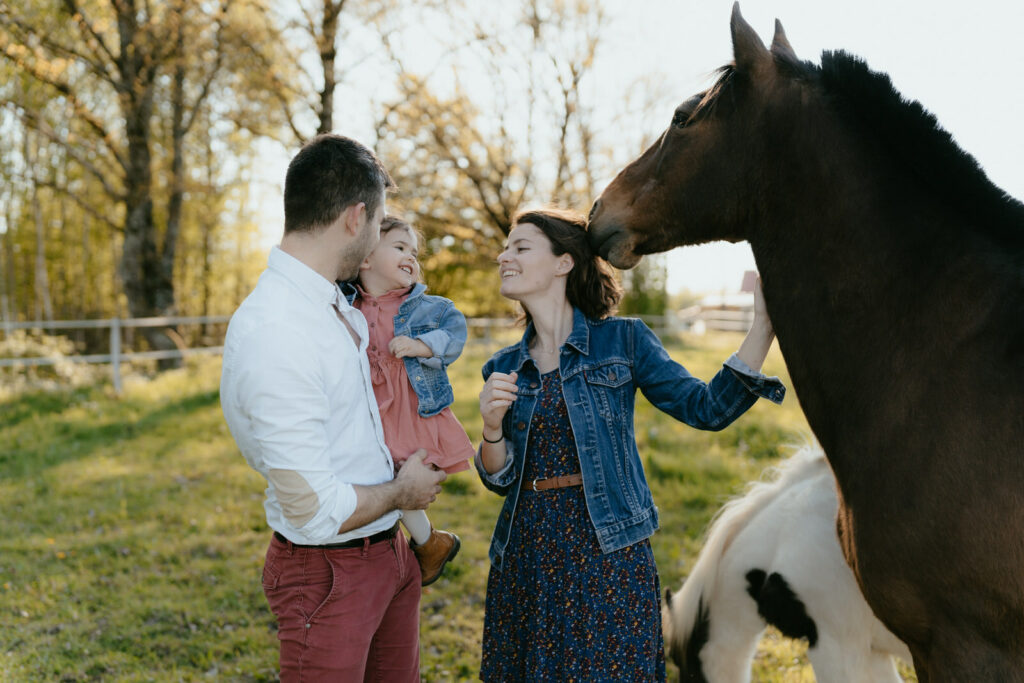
<box><xmin>110</xmin><ymin>318</ymin><xmax>122</xmax><ymax>394</ymax></box>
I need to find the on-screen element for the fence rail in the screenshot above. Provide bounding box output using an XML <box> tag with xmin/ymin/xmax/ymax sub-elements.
<box><xmin>676</xmin><ymin>306</ymin><xmax>755</xmax><ymax>333</ymax></box>
<box><xmin>1</xmin><ymin>315</ymin><xmax>231</xmax><ymax>393</ymax></box>
<box><xmin>1</xmin><ymin>313</ymin><xmax>697</xmax><ymax>393</ymax></box>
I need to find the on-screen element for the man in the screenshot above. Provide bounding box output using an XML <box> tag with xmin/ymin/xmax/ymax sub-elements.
<box><xmin>220</xmin><ymin>134</ymin><xmax>444</xmax><ymax>681</ymax></box>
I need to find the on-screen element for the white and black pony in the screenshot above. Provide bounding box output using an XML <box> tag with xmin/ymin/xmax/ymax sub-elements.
<box><xmin>663</xmin><ymin>446</ymin><xmax>911</xmax><ymax>682</ymax></box>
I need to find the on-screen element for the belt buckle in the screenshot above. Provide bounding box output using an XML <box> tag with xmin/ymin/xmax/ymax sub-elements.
<box><xmin>531</xmin><ymin>478</ymin><xmax>539</xmax><ymax>492</ymax></box>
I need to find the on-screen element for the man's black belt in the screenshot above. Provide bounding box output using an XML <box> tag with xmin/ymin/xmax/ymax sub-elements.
<box><xmin>273</xmin><ymin>522</ymin><xmax>400</xmax><ymax>549</ymax></box>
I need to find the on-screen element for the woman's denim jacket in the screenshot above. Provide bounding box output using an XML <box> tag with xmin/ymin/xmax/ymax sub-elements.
<box><xmin>475</xmin><ymin>308</ymin><xmax>786</xmax><ymax>569</ymax></box>
<box><xmin>342</xmin><ymin>282</ymin><xmax>467</xmax><ymax>417</ymax></box>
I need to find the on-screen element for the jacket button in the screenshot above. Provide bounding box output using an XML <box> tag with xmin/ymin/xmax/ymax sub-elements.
<box><xmin>608</xmin><ymin>372</ymin><xmax>616</xmax><ymax>381</ymax></box>
<box><xmin>503</xmin><ymin>511</ymin><xmax>511</xmax><ymax>520</ymax></box>
<box><xmin>416</xmin><ymin>376</ymin><xmax>424</xmax><ymax>382</ymax></box>
<box><xmin>529</xmin><ymin>382</ymin><xmax>538</xmax><ymax>389</ymax></box>
<box><xmin>516</xmin><ymin>422</ymin><xmax>526</xmax><ymax>430</ymax></box>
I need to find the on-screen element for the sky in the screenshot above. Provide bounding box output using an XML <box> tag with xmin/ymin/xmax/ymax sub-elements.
<box><xmin>257</xmin><ymin>0</ymin><xmax>1024</xmax><ymax>295</ymax></box>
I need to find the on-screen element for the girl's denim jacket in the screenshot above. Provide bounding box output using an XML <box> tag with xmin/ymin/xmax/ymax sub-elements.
<box><xmin>475</xmin><ymin>308</ymin><xmax>786</xmax><ymax>569</ymax></box>
<box><xmin>342</xmin><ymin>282</ymin><xmax>467</xmax><ymax>417</ymax></box>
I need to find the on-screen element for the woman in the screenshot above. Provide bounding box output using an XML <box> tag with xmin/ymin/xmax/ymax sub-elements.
<box><xmin>476</xmin><ymin>208</ymin><xmax>785</xmax><ymax>681</ymax></box>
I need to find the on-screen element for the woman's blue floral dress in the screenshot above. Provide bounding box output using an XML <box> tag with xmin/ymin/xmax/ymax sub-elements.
<box><xmin>480</xmin><ymin>371</ymin><xmax>666</xmax><ymax>682</ymax></box>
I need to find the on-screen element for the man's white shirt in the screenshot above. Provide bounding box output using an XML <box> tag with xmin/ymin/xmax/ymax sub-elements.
<box><xmin>220</xmin><ymin>247</ymin><xmax>398</xmax><ymax>544</ymax></box>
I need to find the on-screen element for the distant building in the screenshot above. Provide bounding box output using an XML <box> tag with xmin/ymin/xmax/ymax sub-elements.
<box><xmin>676</xmin><ymin>271</ymin><xmax>757</xmax><ymax>334</ymax></box>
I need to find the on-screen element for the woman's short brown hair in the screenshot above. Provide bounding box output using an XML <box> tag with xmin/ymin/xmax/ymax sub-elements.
<box><xmin>512</xmin><ymin>207</ymin><xmax>621</xmax><ymax>321</ymax></box>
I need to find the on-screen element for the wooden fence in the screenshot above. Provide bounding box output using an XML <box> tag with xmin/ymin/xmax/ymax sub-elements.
<box><xmin>0</xmin><ymin>314</ymin><xmax>686</xmax><ymax>394</ymax></box>
<box><xmin>675</xmin><ymin>305</ymin><xmax>755</xmax><ymax>333</ymax></box>
<box><xmin>1</xmin><ymin>316</ymin><xmax>231</xmax><ymax>393</ymax></box>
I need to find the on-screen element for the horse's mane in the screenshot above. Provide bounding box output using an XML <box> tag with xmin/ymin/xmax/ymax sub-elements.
<box><xmin>814</xmin><ymin>50</ymin><xmax>1024</xmax><ymax>249</ymax></box>
<box><xmin>669</xmin><ymin>442</ymin><xmax>828</xmax><ymax>655</ymax></box>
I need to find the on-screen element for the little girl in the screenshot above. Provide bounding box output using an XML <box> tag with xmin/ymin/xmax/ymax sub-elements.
<box><xmin>343</xmin><ymin>215</ymin><xmax>474</xmax><ymax>586</ymax></box>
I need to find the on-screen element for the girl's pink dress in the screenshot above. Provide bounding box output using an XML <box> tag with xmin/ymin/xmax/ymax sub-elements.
<box><xmin>355</xmin><ymin>287</ymin><xmax>473</xmax><ymax>474</ymax></box>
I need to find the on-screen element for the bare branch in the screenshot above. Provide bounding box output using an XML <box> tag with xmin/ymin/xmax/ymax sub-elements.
<box><xmin>180</xmin><ymin>5</ymin><xmax>228</xmax><ymax>135</ymax></box>
<box><xmin>0</xmin><ymin>43</ymin><xmax>129</xmax><ymax>173</ymax></box>
<box><xmin>62</xmin><ymin>0</ymin><xmax>120</xmax><ymax>78</ymax></box>
<box><xmin>33</xmin><ymin>178</ymin><xmax>122</xmax><ymax>233</ymax></box>
<box><xmin>13</xmin><ymin>108</ymin><xmax>126</xmax><ymax>202</ymax></box>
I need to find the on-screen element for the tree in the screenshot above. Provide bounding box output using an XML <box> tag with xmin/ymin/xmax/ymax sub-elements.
<box><xmin>0</xmin><ymin>0</ymin><xmax>238</xmax><ymax>356</ymax></box>
<box><xmin>371</xmin><ymin>0</ymin><xmax>611</xmax><ymax>314</ymax></box>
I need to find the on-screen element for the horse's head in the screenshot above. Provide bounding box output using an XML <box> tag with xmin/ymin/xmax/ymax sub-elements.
<box><xmin>588</xmin><ymin>3</ymin><xmax>804</xmax><ymax>269</ymax></box>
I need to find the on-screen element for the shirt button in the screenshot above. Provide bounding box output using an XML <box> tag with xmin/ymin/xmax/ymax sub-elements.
<box><xmin>516</xmin><ymin>422</ymin><xmax>526</xmax><ymax>430</ymax></box>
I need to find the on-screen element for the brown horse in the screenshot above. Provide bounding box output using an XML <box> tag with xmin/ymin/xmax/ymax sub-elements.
<box><xmin>589</xmin><ymin>4</ymin><xmax>1024</xmax><ymax>681</ymax></box>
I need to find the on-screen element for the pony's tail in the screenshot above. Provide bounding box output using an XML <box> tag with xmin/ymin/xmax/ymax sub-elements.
<box><xmin>665</xmin><ymin>442</ymin><xmax>825</xmax><ymax>672</ymax></box>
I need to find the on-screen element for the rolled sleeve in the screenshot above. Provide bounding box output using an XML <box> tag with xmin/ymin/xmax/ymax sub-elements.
<box><xmin>416</xmin><ymin>305</ymin><xmax>467</xmax><ymax>368</ymax></box>
<box><xmin>415</xmin><ymin>329</ymin><xmax>452</xmax><ymax>370</ymax></box>
<box><xmin>474</xmin><ymin>441</ymin><xmax>518</xmax><ymax>495</ymax></box>
<box><xmin>724</xmin><ymin>352</ymin><xmax>787</xmax><ymax>405</ymax></box>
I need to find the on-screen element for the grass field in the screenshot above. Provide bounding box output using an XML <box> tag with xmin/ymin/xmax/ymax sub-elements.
<box><xmin>0</xmin><ymin>331</ymin><xmax>913</xmax><ymax>681</ymax></box>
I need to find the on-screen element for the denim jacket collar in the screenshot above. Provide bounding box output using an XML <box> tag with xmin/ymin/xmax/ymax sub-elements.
<box><xmin>400</xmin><ymin>282</ymin><xmax>428</xmax><ymax>308</ymax></box>
<box><xmin>510</xmin><ymin>306</ymin><xmax>591</xmax><ymax>373</ymax></box>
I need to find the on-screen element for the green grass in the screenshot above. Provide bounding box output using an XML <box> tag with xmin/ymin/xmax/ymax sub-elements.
<box><xmin>0</xmin><ymin>334</ymin><xmax>914</xmax><ymax>682</ymax></box>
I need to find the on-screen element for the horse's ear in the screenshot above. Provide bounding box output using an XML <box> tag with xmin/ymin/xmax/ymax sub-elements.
<box><xmin>770</xmin><ymin>19</ymin><xmax>800</xmax><ymax>67</ymax></box>
<box><xmin>731</xmin><ymin>3</ymin><xmax>771</xmax><ymax>74</ymax></box>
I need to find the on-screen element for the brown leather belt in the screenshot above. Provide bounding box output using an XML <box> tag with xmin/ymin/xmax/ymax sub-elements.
<box><xmin>273</xmin><ymin>523</ymin><xmax>399</xmax><ymax>549</ymax></box>
<box><xmin>520</xmin><ymin>473</ymin><xmax>583</xmax><ymax>492</ymax></box>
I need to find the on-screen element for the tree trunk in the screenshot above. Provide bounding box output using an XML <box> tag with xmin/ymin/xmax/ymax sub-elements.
<box><xmin>316</xmin><ymin>0</ymin><xmax>346</xmax><ymax>135</ymax></box>
<box><xmin>116</xmin><ymin>6</ymin><xmax>180</xmax><ymax>365</ymax></box>
<box><xmin>28</xmin><ymin>135</ymin><xmax>54</xmax><ymax>322</ymax></box>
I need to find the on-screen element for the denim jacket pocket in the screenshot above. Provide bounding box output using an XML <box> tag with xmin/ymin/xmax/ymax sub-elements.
<box><xmin>583</xmin><ymin>362</ymin><xmax>633</xmax><ymax>420</ymax></box>
<box><xmin>583</xmin><ymin>362</ymin><xmax>632</xmax><ymax>388</ymax></box>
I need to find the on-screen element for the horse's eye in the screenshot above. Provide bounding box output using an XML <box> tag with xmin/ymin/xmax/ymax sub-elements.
<box><xmin>671</xmin><ymin>111</ymin><xmax>689</xmax><ymax>128</ymax></box>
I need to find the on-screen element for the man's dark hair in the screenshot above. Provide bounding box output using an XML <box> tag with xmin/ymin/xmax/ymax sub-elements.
<box><xmin>283</xmin><ymin>134</ymin><xmax>395</xmax><ymax>234</ymax></box>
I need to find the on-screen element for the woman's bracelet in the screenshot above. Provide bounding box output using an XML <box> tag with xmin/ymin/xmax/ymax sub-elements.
<box><xmin>481</xmin><ymin>430</ymin><xmax>504</xmax><ymax>444</ymax></box>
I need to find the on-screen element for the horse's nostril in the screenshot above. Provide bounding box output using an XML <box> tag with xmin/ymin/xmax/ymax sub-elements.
<box><xmin>588</xmin><ymin>199</ymin><xmax>601</xmax><ymax>222</ymax></box>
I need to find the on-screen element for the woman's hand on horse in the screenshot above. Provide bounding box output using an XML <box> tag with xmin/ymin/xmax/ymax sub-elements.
<box><xmin>752</xmin><ymin>275</ymin><xmax>774</xmax><ymax>334</ymax></box>
<box><xmin>480</xmin><ymin>371</ymin><xmax>518</xmax><ymax>430</ymax></box>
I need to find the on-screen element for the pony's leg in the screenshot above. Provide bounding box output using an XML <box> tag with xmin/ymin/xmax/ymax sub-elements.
<box><xmin>697</xmin><ymin>578</ymin><xmax>766</xmax><ymax>682</ymax></box>
<box><xmin>804</xmin><ymin>634</ymin><xmax>895</xmax><ymax>683</ymax></box>
<box><xmin>700</xmin><ymin>631</ymin><xmax>760</xmax><ymax>683</ymax></box>
<box><xmin>863</xmin><ymin>652</ymin><xmax>904</xmax><ymax>683</ymax></box>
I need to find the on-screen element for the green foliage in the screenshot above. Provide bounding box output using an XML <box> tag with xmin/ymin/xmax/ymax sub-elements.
<box><xmin>0</xmin><ymin>335</ymin><xmax>915</xmax><ymax>681</ymax></box>
<box><xmin>619</xmin><ymin>255</ymin><xmax>669</xmax><ymax>317</ymax></box>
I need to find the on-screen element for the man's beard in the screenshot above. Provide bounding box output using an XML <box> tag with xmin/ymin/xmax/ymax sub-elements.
<box><xmin>337</xmin><ymin>224</ymin><xmax>378</xmax><ymax>282</ymax></box>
